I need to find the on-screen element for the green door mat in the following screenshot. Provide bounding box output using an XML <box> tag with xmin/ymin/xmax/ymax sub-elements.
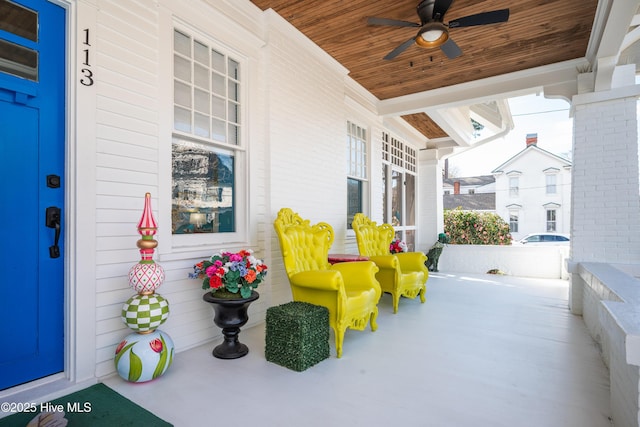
<box><xmin>0</xmin><ymin>383</ymin><xmax>172</xmax><ymax>426</ymax></box>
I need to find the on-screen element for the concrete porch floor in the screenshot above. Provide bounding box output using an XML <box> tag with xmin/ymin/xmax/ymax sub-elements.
<box><xmin>103</xmin><ymin>272</ymin><xmax>612</xmax><ymax>427</ymax></box>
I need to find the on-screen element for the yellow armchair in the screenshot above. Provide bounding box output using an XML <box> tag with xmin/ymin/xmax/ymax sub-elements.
<box><xmin>352</xmin><ymin>213</ymin><xmax>428</xmax><ymax>313</ymax></box>
<box><xmin>274</xmin><ymin>208</ymin><xmax>382</xmax><ymax>358</ymax></box>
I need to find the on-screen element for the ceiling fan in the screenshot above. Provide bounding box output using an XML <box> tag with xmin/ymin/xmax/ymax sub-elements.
<box><xmin>367</xmin><ymin>0</ymin><xmax>509</xmax><ymax>60</ymax></box>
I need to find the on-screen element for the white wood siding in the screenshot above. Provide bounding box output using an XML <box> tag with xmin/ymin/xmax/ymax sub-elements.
<box><xmin>71</xmin><ymin>0</ymin><xmax>424</xmax><ymax>380</ymax></box>
<box><xmin>91</xmin><ymin>0</ymin><xmax>163</xmax><ymax>378</ymax></box>
<box><xmin>83</xmin><ymin>0</ymin><xmax>270</xmax><ymax>378</ymax></box>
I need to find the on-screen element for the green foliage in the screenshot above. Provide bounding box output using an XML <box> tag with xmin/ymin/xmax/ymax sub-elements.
<box><xmin>444</xmin><ymin>208</ymin><xmax>512</xmax><ymax>245</ymax></box>
<box><xmin>471</xmin><ymin>118</ymin><xmax>484</xmax><ymax>132</ymax></box>
<box><xmin>265</xmin><ymin>302</ymin><xmax>330</xmax><ymax>371</ymax></box>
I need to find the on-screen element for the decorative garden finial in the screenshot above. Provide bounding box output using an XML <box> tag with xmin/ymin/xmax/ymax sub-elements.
<box><xmin>136</xmin><ymin>192</ymin><xmax>158</xmax><ymax>262</ymax></box>
<box><xmin>115</xmin><ymin>193</ymin><xmax>174</xmax><ymax>382</ymax></box>
<box><xmin>129</xmin><ymin>193</ymin><xmax>164</xmax><ymax>294</ymax></box>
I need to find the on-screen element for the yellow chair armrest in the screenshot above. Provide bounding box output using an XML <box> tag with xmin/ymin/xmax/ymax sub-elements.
<box><xmin>330</xmin><ymin>260</ymin><xmax>379</xmax><ymax>281</ymax></box>
<box><xmin>330</xmin><ymin>261</ymin><xmax>381</xmax><ymax>296</ymax></box>
<box><xmin>367</xmin><ymin>255</ymin><xmax>399</xmax><ymax>270</ymax></box>
<box><xmin>329</xmin><ymin>260</ymin><xmax>378</xmax><ymax>276</ymax></box>
<box><xmin>290</xmin><ymin>270</ymin><xmax>342</xmax><ymax>291</ymax></box>
<box><xmin>395</xmin><ymin>252</ymin><xmax>428</xmax><ymax>272</ymax></box>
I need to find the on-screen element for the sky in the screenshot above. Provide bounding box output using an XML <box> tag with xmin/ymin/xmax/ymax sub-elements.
<box><xmin>447</xmin><ymin>93</ymin><xmax>574</xmax><ymax>177</ymax></box>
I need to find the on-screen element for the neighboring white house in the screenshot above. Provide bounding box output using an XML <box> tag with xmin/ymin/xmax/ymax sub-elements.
<box><xmin>492</xmin><ymin>134</ymin><xmax>572</xmax><ymax>240</ymax></box>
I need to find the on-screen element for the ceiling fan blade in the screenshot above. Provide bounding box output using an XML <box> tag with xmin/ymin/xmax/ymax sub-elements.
<box><xmin>448</xmin><ymin>9</ymin><xmax>509</xmax><ymax>28</ymax></box>
<box><xmin>440</xmin><ymin>38</ymin><xmax>462</xmax><ymax>59</ymax></box>
<box><xmin>432</xmin><ymin>0</ymin><xmax>454</xmax><ymax>21</ymax></box>
<box><xmin>384</xmin><ymin>37</ymin><xmax>417</xmax><ymax>60</ymax></box>
<box><xmin>367</xmin><ymin>17</ymin><xmax>420</xmax><ymax>28</ymax></box>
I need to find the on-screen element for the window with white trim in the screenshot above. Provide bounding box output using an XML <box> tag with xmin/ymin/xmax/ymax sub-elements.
<box><xmin>546</xmin><ymin>173</ymin><xmax>557</xmax><ymax>194</ymax></box>
<box><xmin>171</xmin><ymin>28</ymin><xmax>244</xmax><ymax>237</ymax></box>
<box><xmin>509</xmin><ymin>210</ymin><xmax>519</xmax><ymax>233</ymax></box>
<box><xmin>546</xmin><ymin>209</ymin><xmax>557</xmax><ymax>232</ymax></box>
<box><xmin>347</xmin><ymin>121</ymin><xmax>368</xmax><ymax>229</ymax></box>
<box><xmin>382</xmin><ymin>132</ymin><xmax>416</xmax><ymax>251</ymax></box>
<box><xmin>509</xmin><ymin>177</ymin><xmax>519</xmax><ymax>197</ymax></box>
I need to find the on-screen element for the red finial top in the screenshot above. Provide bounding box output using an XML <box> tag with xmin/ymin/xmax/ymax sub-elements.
<box><xmin>137</xmin><ymin>192</ymin><xmax>158</xmax><ymax>236</ymax></box>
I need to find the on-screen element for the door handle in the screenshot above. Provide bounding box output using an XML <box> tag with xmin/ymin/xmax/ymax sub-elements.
<box><xmin>45</xmin><ymin>206</ymin><xmax>61</xmax><ymax>258</ymax></box>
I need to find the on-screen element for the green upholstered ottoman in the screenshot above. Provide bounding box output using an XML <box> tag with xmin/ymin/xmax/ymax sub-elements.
<box><xmin>265</xmin><ymin>301</ymin><xmax>330</xmax><ymax>371</ymax></box>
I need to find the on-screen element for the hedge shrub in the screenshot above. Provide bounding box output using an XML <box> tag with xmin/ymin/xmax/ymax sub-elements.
<box><xmin>444</xmin><ymin>208</ymin><xmax>512</xmax><ymax>245</ymax></box>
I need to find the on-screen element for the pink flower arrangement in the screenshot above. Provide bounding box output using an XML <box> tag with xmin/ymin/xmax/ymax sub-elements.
<box><xmin>190</xmin><ymin>249</ymin><xmax>268</xmax><ymax>298</ymax></box>
<box><xmin>389</xmin><ymin>238</ymin><xmax>408</xmax><ymax>254</ymax></box>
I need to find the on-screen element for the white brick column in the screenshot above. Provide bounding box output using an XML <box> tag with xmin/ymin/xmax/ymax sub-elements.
<box><xmin>568</xmin><ymin>83</ymin><xmax>640</xmax><ymax>314</ymax></box>
<box><xmin>418</xmin><ymin>149</ymin><xmax>444</xmax><ymax>252</ymax></box>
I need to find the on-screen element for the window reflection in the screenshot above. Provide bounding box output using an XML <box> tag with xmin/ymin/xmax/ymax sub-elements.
<box><xmin>405</xmin><ymin>173</ymin><xmax>415</xmax><ymax>226</ymax></box>
<box><xmin>0</xmin><ymin>39</ymin><xmax>37</xmax><ymax>80</ymax></box>
<box><xmin>172</xmin><ymin>140</ymin><xmax>235</xmax><ymax>234</ymax></box>
<box><xmin>0</xmin><ymin>2</ymin><xmax>38</xmax><ymax>81</ymax></box>
<box><xmin>347</xmin><ymin>178</ymin><xmax>362</xmax><ymax>229</ymax></box>
<box><xmin>382</xmin><ymin>164</ymin><xmax>388</xmax><ymax>224</ymax></box>
<box><xmin>0</xmin><ymin>1</ymin><xmax>37</xmax><ymax>41</ymax></box>
<box><xmin>391</xmin><ymin>170</ymin><xmax>402</xmax><ymax>227</ymax></box>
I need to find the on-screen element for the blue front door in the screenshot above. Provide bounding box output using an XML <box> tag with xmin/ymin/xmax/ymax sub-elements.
<box><xmin>0</xmin><ymin>0</ymin><xmax>66</xmax><ymax>390</ymax></box>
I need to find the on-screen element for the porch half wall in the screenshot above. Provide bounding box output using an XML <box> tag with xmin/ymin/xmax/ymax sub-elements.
<box><xmin>437</xmin><ymin>244</ymin><xmax>569</xmax><ymax>279</ymax></box>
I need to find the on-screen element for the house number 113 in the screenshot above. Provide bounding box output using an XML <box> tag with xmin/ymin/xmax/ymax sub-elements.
<box><xmin>80</xmin><ymin>28</ymin><xmax>94</xmax><ymax>86</ymax></box>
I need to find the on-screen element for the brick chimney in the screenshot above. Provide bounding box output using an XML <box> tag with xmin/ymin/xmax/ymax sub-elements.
<box><xmin>453</xmin><ymin>181</ymin><xmax>460</xmax><ymax>194</ymax></box>
<box><xmin>526</xmin><ymin>133</ymin><xmax>538</xmax><ymax>147</ymax></box>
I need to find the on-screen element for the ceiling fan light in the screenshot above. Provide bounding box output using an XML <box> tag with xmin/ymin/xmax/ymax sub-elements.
<box><xmin>415</xmin><ymin>22</ymin><xmax>449</xmax><ymax>48</ymax></box>
<box><xmin>421</xmin><ymin>29</ymin><xmax>444</xmax><ymax>42</ymax></box>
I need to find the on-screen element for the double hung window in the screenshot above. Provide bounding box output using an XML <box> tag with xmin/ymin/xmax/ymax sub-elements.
<box><xmin>546</xmin><ymin>209</ymin><xmax>557</xmax><ymax>232</ymax></box>
<box><xmin>382</xmin><ymin>132</ymin><xmax>416</xmax><ymax>251</ymax></box>
<box><xmin>347</xmin><ymin>121</ymin><xmax>368</xmax><ymax>229</ymax></box>
<box><xmin>509</xmin><ymin>177</ymin><xmax>519</xmax><ymax>197</ymax></box>
<box><xmin>546</xmin><ymin>174</ymin><xmax>557</xmax><ymax>194</ymax></box>
<box><xmin>509</xmin><ymin>210</ymin><xmax>519</xmax><ymax>233</ymax></box>
<box><xmin>171</xmin><ymin>28</ymin><xmax>244</xmax><ymax>238</ymax></box>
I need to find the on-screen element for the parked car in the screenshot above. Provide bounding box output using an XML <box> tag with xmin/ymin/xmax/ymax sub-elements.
<box><xmin>515</xmin><ymin>233</ymin><xmax>570</xmax><ymax>246</ymax></box>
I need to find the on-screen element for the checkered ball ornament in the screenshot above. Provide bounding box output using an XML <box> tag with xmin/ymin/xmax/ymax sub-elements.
<box><xmin>121</xmin><ymin>293</ymin><xmax>170</xmax><ymax>332</ymax></box>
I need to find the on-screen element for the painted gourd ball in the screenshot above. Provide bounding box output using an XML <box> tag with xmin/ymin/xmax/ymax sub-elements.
<box><xmin>115</xmin><ymin>330</ymin><xmax>174</xmax><ymax>383</ymax></box>
<box><xmin>128</xmin><ymin>262</ymin><xmax>165</xmax><ymax>293</ymax></box>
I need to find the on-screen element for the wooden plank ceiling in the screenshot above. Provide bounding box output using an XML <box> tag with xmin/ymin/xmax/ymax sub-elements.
<box><xmin>250</xmin><ymin>0</ymin><xmax>597</xmax><ymax>139</ymax></box>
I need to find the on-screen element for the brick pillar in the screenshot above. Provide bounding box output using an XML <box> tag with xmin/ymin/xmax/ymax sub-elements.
<box><xmin>568</xmin><ymin>83</ymin><xmax>640</xmax><ymax>313</ymax></box>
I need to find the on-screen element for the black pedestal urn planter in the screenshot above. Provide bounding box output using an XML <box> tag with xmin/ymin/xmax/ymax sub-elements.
<box><xmin>203</xmin><ymin>290</ymin><xmax>259</xmax><ymax>359</ymax></box>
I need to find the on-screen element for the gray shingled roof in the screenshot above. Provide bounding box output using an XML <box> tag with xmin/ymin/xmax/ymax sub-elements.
<box><xmin>443</xmin><ymin>193</ymin><xmax>496</xmax><ymax>211</ymax></box>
